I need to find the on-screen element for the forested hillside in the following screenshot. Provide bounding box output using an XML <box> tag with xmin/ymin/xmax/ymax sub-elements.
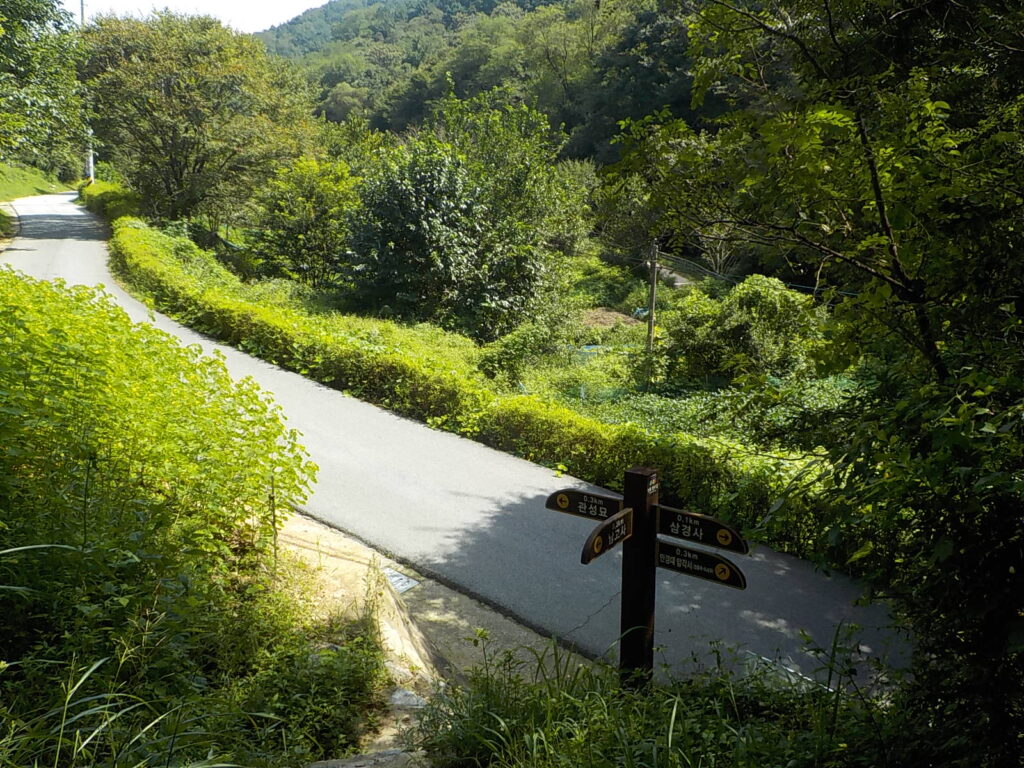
<box><xmin>262</xmin><ymin>0</ymin><xmax>709</xmax><ymax>161</ymax></box>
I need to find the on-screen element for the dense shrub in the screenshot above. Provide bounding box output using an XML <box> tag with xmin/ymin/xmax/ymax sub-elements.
<box><xmin>247</xmin><ymin>156</ymin><xmax>361</xmax><ymax>288</ymax></box>
<box><xmin>0</xmin><ymin>269</ymin><xmax>385</xmax><ymax>766</ymax></box>
<box><xmin>348</xmin><ymin>92</ymin><xmax>583</xmax><ymax>341</ymax></box>
<box><xmin>665</xmin><ymin>276</ymin><xmax>825</xmax><ymax>385</ymax></box>
<box><xmin>349</xmin><ymin>135</ymin><xmax>547</xmax><ymax>341</ymax></box>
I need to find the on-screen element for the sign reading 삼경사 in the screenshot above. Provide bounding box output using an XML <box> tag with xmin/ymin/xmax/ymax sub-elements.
<box><xmin>655</xmin><ymin>504</ymin><xmax>749</xmax><ymax>554</ymax></box>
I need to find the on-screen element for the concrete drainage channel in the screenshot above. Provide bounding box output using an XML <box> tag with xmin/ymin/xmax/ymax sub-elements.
<box><xmin>280</xmin><ymin>513</ymin><xmax>577</xmax><ymax>768</ymax></box>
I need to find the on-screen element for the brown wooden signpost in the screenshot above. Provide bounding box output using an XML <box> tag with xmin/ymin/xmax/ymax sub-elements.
<box><xmin>546</xmin><ymin>466</ymin><xmax>750</xmax><ymax>686</ymax></box>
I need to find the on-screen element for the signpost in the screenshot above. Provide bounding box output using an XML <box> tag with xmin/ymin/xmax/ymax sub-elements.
<box><xmin>581</xmin><ymin>507</ymin><xmax>633</xmax><ymax>564</ymax></box>
<box><xmin>545</xmin><ymin>467</ymin><xmax>751</xmax><ymax>686</ymax></box>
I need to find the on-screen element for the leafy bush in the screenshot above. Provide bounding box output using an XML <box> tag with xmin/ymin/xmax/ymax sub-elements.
<box><xmin>247</xmin><ymin>156</ymin><xmax>361</xmax><ymax>288</ymax></box>
<box><xmin>348</xmin><ymin>91</ymin><xmax>579</xmax><ymax>341</ymax></box>
<box><xmin>0</xmin><ymin>269</ymin><xmax>385</xmax><ymax>766</ymax></box>
<box><xmin>665</xmin><ymin>276</ymin><xmax>825</xmax><ymax>385</ymax></box>
<box><xmin>349</xmin><ymin>134</ymin><xmax>546</xmax><ymax>341</ymax></box>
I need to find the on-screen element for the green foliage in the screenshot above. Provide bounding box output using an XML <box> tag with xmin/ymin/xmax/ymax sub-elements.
<box><xmin>664</xmin><ymin>276</ymin><xmax>825</xmax><ymax>385</ymax></box>
<box><xmin>579</xmin><ymin>376</ymin><xmax>855</xmax><ymax>453</ymax></box>
<box><xmin>274</xmin><ymin>0</ymin><xmax>710</xmax><ymax>161</ymax></box>
<box><xmin>217</xmin><ymin>615</ymin><xmax>387</xmax><ymax>759</ymax></box>
<box><xmin>0</xmin><ymin>0</ymin><xmax>85</xmax><ymax>176</ymax></box>
<box><xmin>247</xmin><ymin>156</ymin><xmax>361</xmax><ymax>288</ymax></box>
<box><xmin>0</xmin><ymin>162</ymin><xmax>64</xmax><ymax>200</ymax></box>
<box><xmin>618</xmin><ymin>1</ymin><xmax>1024</xmax><ymax>762</ymax></box>
<box><xmin>0</xmin><ymin>269</ymin><xmax>387</xmax><ymax>765</ymax></box>
<box><xmin>320</xmin><ymin>115</ymin><xmax>401</xmax><ymax>176</ymax></box>
<box><xmin>81</xmin><ymin>12</ymin><xmax>316</xmax><ymax>221</ymax></box>
<box><xmin>78</xmin><ymin>178</ymin><xmax>140</xmax><ymax>220</ymax></box>
<box><xmin>479</xmin><ymin>310</ymin><xmax>582</xmax><ymax>387</ymax></box>
<box><xmin>259</xmin><ymin>0</ymin><xmax>372</xmax><ymax>58</ymax></box>
<box><xmin>418</xmin><ymin>640</ymin><xmax>890</xmax><ymax>768</ymax></box>
<box><xmin>349</xmin><ymin>92</ymin><xmax>566</xmax><ymax>340</ymax></box>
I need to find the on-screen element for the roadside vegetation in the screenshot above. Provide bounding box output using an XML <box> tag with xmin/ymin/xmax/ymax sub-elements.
<box><xmin>0</xmin><ymin>163</ymin><xmax>65</xmax><ymax>201</ymax></box>
<box><xmin>0</xmin><ymin>270</ymin><xmax>387</xmax><ymax>766</ymax></box>
<box><xmin>0</xmin><ymin>163</ymin><xmax>66</xmax><ymax>235</ymax></box>
<box><xmin>416</xmin><ymin>639</ymin><xmax>903</xmax><ymax>768</ymax></box>
<box><xmin>4</xmin><ymin>0</ymin><xmax>1022</xmax><ymax>765</ymax></box>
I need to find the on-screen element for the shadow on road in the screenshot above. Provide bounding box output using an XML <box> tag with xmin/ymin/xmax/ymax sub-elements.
<box><xmin>394</xmin><ymin>483</ymin><xmax>910</xmax><ymax>682</ymax></box>
<box><xmin>16</xmin><ymin>211</ymin><xmax>107</xmax><ymax>242</ymax></box>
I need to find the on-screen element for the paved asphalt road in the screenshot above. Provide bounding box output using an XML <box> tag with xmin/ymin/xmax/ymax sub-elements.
<box><xmin>2</xmin><ymin>193</ymin><xmax>907</xmax><ymax>678</ymax></box>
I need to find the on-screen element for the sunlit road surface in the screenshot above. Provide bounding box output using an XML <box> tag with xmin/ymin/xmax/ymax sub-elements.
<box><xmin>2</xmin><ymin>193</ymin><xmax>908</xmax><ymax>680</ymax></box>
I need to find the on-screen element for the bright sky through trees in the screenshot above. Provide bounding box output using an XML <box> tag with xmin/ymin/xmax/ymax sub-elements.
<box><xmin>60</xmin><ymin>0</ymin><xmax>323</xmax><ymax>33</ymax></box>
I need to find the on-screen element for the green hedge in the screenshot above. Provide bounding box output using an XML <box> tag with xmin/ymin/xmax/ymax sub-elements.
<box><xmin>104</xmin><ymin>213</ymin><xmax>830</xmax><ymax>555</ymax></box>
<box><xmin>79</xmin><ymin>178</ymin><xmax>141</xmax><ymax>220</ymax></box>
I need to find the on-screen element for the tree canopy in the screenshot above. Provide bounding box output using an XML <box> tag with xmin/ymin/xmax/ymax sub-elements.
<box><xmin>81</xmin><ymin>12</ymin><xmax>316</xmax><ymax>221</ymax></box>
<box><xmin>615</xmin><ymin>2</ymin><xmax>1024</xmax><ymax>763</ymax></box>
<box><xmin>0</xmin><ymin>0</ymin><xmax>84</xmax><ymax>175</ymax></box>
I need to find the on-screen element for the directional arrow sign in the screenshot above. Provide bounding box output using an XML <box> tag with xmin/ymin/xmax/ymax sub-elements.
<box><xmin>655</xmin><ymin>504</ymin><xmax>749</xmax><ymax>555</ymax></box>
<box><xmin>581</xmin><ymin>507</ymin><xmax>633</xmax><ymax>564</ymax></box>
<box><xmin>545</xmin><ymin>489</ymin><xmax>622</xmax><ymax>521</ymax></box>
<box><xmin>656</xmin><ymin>541</ymin><xmax>747</xmax><ymax>590</ymax></box>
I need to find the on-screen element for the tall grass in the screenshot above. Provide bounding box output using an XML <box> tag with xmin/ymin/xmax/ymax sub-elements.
<box><xmin>417</xmin><ymin>638</ymin><xmax>897</xmax><ymax>768</ymax></box>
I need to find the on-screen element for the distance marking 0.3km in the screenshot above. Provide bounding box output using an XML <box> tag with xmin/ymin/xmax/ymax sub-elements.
<box><xmin>656</xmin><ymin>541</ymin><xmax>747</xmax><ymax>589</ymax></box>
<box><xmin>545</xmin><ymin>489</ymin><xmax>623</xmax><ymax>521</ymax></box>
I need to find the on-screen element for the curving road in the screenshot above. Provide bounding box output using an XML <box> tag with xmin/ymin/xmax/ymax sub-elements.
<box><xmin>2</xmin><ymin>193</ymin><xmax>907</xmax><ymax>678</ymax></box>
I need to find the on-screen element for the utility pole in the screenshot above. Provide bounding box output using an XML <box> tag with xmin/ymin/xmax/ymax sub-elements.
<box><xmin>80</xmin><ymin>0</ymin><xmax>94</xmax><ymax>183</ymax></box>
<box><xmin>645</xmin><ymin>240</ymin><xmax>657</xmax><ymax>386</ymax></box>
